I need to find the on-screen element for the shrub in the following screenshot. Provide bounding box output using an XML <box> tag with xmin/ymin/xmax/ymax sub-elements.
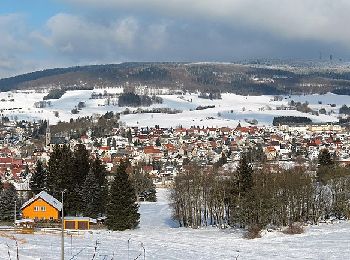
<box><xmin>282</xmin><ymin>223</ymin><xmax>304</xmax><ymax>235</ymax></box>
<box><xmin>244</xmin><ymin>225</ymin><xmax>262</xmax><ymax>239</ymax></box>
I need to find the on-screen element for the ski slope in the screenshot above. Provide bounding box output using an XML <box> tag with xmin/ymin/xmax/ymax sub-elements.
<box><xmin>0</xmin><ymin>189</ymin><xmax>350</xmax><ymax>260</ymax></box>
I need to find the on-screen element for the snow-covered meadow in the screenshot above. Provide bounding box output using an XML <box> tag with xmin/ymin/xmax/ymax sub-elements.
<box><xmin>0</xmin><ymin>89</ymin><xmax>348</xmax><ymax>127</ymax></box>
<box><xmin>0</xmin><ymin>189</ymin><xmax>350</xmax><ymax>260</ymax></box>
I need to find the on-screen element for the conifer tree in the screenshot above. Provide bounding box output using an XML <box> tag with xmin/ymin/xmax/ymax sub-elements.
<box><xmin>29</xmin><ymin>160</ymin><xmax>47</xmax><ymax>193</ymax></box>
<box><xmin>107</xmin><ymin>161</ymin><xmax>139</xmax><ymax>231</ymax></box>
<box><xmin>81</xmin><ymin>170</ymin><xmax>100</xmax><ymax>218</ymax></box>
<box><xmin>237</xmin><ymin>153</ymin><xmax>253</xmax><ymax>194</ymax></box>
<box><xmin>317</xmin><ymin>148</ymin><xmax>336</xmax><ymax>184</ymax></box>
<box><xmin>318</xmin><ymin>148</ymin><xmax>334</xmax><ymax>167</ymax></box>
<box><xmin>71</xmin><ymin>144</ymin><xmax>90</xmax><ymax>213</ymax></box>
<box><xmin>0</xmin><ymin>183</ymin><xmax>18</xmax><ymax>221</ymax></box>
<box><xmin>0</xmin><ymin>177</ymin><xmax>3</xmax><ymax>192</ymax></box>
<box><xmin>90</xmin><ymin>157</ymin><xmax>108</xmax><ymax>215</ymax></box>
<box><xmin>47</xmin><ymin>145</ymin><xmax>76</xmax><ymax>214</ymax></box>
<box><xmin>127</xmin><ymin>129</ymin><xmax>132</xmax><ymax>143</ymax></box>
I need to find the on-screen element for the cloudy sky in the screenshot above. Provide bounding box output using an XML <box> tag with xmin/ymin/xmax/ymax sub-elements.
<box><xmin>0</xmin><ymin>0</ymin><xmax>349</xmax><ymax>78</ymax></box>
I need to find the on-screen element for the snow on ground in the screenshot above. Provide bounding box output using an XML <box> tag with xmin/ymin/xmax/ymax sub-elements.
<box><xmin>0</xmin><ymin>90</ymin><xmax>346</xmax><ymax>127</ymax></box>
<box><xmin>120</xmin><ymin>93</ymin><xmax>339</xmax><ymax>128</ymax></box>
<box><xmin>0</xmin><ymin>189</ymin><xmax>350</xmax><ymax>260</ymax></box>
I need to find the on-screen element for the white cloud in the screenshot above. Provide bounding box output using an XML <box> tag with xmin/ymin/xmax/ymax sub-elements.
<box><xmin>0</xmin><ymin>14</ymin><xmax>31</xmax><ymax>53</ymax></box>
<box><xmin>63</xmin><ymin>0</ymin><xmax>350</xmax><ymax>48</ymax></box>
<box><xmin>35</xmin><ymin>13</ymin><xmax>170</xmax><ymax>61</ymax></box>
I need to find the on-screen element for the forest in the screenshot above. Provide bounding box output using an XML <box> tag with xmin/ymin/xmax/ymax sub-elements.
<box><xmin>272</xmin><ymin>116</ymin><xmax>312</xmax><ymax>126</ymax></box>
<box><xmin>170</xmin><ymin>149</ymin><xmax>350</xmax><ymax>237</ymax></box>
<box><xmin>2</xmin><ymin>62</ymin><xmax>350</xmax><ymax>96</ymax></box>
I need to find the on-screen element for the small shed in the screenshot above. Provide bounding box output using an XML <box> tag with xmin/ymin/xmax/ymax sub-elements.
<box><xmin>64</xmin><ymin>217</ymin><xmax>96</xmax><ymax>230</ymax></box>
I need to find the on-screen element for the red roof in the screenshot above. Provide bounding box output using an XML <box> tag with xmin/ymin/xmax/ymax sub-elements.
<box><xmin>144</xmin><ymin>146</ymin><xmax>162</xmax><ymax>154</ymax></box>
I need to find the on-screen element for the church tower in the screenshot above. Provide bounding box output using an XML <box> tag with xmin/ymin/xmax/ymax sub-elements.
<box><xmin>46</xmin><ymin>120</ymin><xmax>51</xmax><ymax>146</ymax></box>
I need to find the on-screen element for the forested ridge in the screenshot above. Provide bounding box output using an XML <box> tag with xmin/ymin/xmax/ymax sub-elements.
<box><xmin>2</xmin><ymin>62</ymin><xmax>350</xmax><ymax>95</ymax></box>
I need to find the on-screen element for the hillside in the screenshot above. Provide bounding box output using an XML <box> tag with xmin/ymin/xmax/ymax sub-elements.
<box><xmin>2</xmin><ymin>62</ymin><xmax>350</xmax><ymax>95</ymax></box>
<box><xmin>1</xmin><ymin>189</ymin><xmax>350</xmax><ymax>259</ymax></box>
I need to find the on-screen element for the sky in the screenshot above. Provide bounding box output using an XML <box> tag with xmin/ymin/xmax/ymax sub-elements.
<box><xmin>0</xmin><ymin>0</ymin><xmax>349</xmax><ymax>78</ymax></box>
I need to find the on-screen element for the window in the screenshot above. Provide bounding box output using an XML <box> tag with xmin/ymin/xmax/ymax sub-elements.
<box><xmin>34</xmin><ymin>206</ymin><xmax>39</xmax><ymax>212</ymax></box>
<box><xmin>41</xmin><ymin>206</ymin><xmax>46</xmax><ymax>212</ymax></box>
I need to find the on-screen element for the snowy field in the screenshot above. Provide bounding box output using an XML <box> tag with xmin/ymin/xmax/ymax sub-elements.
<box><xmin>0</xmin><ymin>89</ymin><xmax>348</xmax><ymax>127</ymax></box>
<box><xmin>0</xmin><ymin>189</ymin><xmax>350</xmax><ymax>260</ymax></box>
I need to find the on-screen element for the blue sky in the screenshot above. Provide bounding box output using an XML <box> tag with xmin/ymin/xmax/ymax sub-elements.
<box><xmin>0</xmin><ymin>0</ymin><xmax>349</xmax><ymax>78</ymax></box>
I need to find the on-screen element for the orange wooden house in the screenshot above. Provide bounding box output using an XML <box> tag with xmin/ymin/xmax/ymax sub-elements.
<box><xmin>21</xmin><ymin>191</ymin><xmax>62</xmax><ymax>221</ymax></box>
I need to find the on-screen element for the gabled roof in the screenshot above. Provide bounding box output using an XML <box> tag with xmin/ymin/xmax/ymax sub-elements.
<box><xmin>21</xmin><ymin>191</ymin><xmax>62</xmax><ymax>211</ymax></box>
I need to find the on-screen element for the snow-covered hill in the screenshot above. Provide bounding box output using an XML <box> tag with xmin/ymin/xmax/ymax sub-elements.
<box><xmin>0</xmin><ymin>189</ymin><xmax>350</xmax><ymax>260</ymax></box>
<box><xmin>0</xmin><ymin>89</ymin><xmax>347</xmax><ymax>127</ymax></box>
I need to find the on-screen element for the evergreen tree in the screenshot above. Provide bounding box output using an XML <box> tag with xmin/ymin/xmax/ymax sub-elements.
<box><xmin>47</xmin><ymin>145</ymin><xmax>76</xmax><ymax>214</ymax></box>
<box><xmin>155</xmin><ymin>138</ymin><xmax>161</xmax><ymax>147</ymax></box>
<box><xmin>0</xmin><ymin>183</ymin><xmax>18</xmax><ymax>221</ymax></box>
<box><xmin>29</xmin><ymin>160</ymin><xmax>47</xmax><ymax>193</ymax></box>
<box><xmin>127</xmin><ymin>129</ymin><xmax>132</xmax><ymax>143</ymax></box>
<box><xmin>318</xmin><ymin>149</ymin><xmax>334</xmax><ymax>167</ymax></box>
<box><xmin>81</xmin><ymin>170</ymin><xmax>100</xmax><ymax>218</ymax></box>
<box><xmin>90</xmin><ymin>157</ymin><xmax>108</xmax><ymax>215</ymax></box>
<box><xmin>72</xmin><ymin>144</ymin><xmax>90</xmax><ymax>181</ymax></box>
<box><xmin>317</xmin><ymin>148</ymin><xmax>336</xmax><ymax>184</ymax></box>
<box><xmin>237</xmin><ymin>153</ymin><xmax>253</xmax><ymax>194</ymax></box>
<box><xmin>129</xmin><ymin>165</ymin><xmax>157</xmax><ymax>202</ymax></box>
<box><xmin>71</xmin><ymin>144</ymin><xmax>90</xmax><ymax>214</ymax></box>
<box><xmin>107</xmin><ymin>162</ymin><xmax>139</xmax><ymax>230</ymax></box>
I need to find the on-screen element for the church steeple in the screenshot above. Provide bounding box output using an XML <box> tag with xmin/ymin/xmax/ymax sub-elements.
<box><xmin>45</xmin><ymin>120</ymin><xmax>51</xmax><ymax>146</ymax></box>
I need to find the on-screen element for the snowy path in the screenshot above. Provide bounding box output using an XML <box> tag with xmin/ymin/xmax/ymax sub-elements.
<box><xmin>139</xmin><ymin>189</ymin><xmax>178</xmax><ymax>229</ymax></box>
<box><xmin>0</xmin><ymin>189</ymin><xmax>350</xmax><ymax>259</ymax></box>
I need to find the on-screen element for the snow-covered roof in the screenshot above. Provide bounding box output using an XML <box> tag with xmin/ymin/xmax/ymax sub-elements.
<box><xmin>21</xmin><ymin>191</ymin><xmax>62</xmax><ymax>211</ymax></box>
<box><xmin>15</xmin><ymin>219</ymin><xmax>34</xmax><ymax>224</ymax></box>
<box><xmin>64</xmin><ymin>216</ymin><xmax>96</xmax><ymax>223</ymax></box>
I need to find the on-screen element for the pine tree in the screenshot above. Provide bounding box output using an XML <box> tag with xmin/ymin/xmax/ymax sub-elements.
<box><xmin>90</xmin><ymin>157</ymin><xmax>108</xmax><ymax>215</ymax></box>
<box><xmin>47</xmin><ymin>145</ymin><xmax>76</xmax><ymax>214</ymax></box>
<box><xmin>0</xmin><ymin>183</ymin><xmax>18</xmax><ymax>221</ymax></box>
<box><xmin>318</xmin><ymin>149</ymin><xmax>334</xmax><ymax>167</ymax></box>
<box><xmin>70</xmin><ymin>144</ymin><xmax>90</xmax><ymax>214</ymax></box>
<box><xmin>30</xmin><ymin>160</ymin><xmax>47</xmax><ymax>193</ymax></box>
<box><xmin>0</xmin><ymin>177</ymin><xmax>3</xmax><ymax>192</ymax></box>
<box><xmin>127</xmin><ymin>129</ymin><xmax>132</xmax><ymax>143</ymax></box>
<box><xmin>81</xmin><ymin>170</ymin><xmax>100</xmax><ymax>218</ymax></box>
<box><xmin>106</xmin><ymin>162</ymin><xmax>139</xmax><ymax>231</ymax></box>
<box><xmin>237</xmin><ymin>153</ymin><xmax>253</xmax><ymax>194</ymax></box>
<box><xmin>317</xmin><ymin>148</ymin><xmax>335</xmax><ymax>184</ymax></box>
<box><xmin>155</xmin><ymin>138</ymin><xmax>161</xmax><ymax>147</ymax></box>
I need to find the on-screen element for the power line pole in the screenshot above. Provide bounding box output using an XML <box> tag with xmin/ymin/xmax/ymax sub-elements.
<box><xmin>61</xmin><ymin>190</ymin><xmax>65</xmax><ymax>260</ymax></box>
<box><xmin>14</xmin><ymin>200</ymin><xmax>17</xmax><ymax>225</ymax></box>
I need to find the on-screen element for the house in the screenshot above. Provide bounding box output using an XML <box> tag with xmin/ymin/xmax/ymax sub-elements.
<box><xmin>21</xmin><ymin>191</ymin><xmax>62</xmax><ymax>221</ymax></box>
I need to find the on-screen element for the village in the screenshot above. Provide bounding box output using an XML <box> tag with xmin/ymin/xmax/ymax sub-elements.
<box><xmin>0</xmin><ymin>113</ymin><xmax>347</xmax><ymax>232</ymax></box>
<box><xmin>0</xmin><ymin>118</ymin><xmax>348</xmax><ymax>189</ymax></box>
<box><xmin>1</xmin><ymin>118</ymin><xmax>349</xmax><ymax>186</ymax></box>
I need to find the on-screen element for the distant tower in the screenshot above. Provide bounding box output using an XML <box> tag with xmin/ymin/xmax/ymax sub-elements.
<box><xmin>46</xmin><ymin>120</ymin><xmax>51</xmax><ymax>146</ymax></box>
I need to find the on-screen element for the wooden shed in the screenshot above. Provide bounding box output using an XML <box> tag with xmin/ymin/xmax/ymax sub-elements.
<box><xmin>64</xmin><ymin>217</ymin><xmax>96</xmax><ymax>230</ymax></box>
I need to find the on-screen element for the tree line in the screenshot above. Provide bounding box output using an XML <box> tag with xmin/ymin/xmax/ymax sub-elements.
<box><xmin>170</xmin><ymin>149</ymin><xmax>350</xmax><ymax>232</ymax></box>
